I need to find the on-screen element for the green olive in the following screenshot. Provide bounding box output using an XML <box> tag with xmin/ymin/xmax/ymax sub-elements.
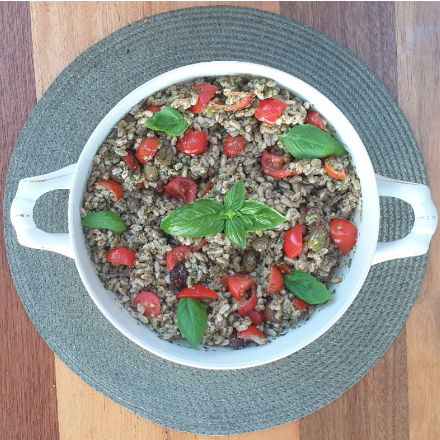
<box><xmin>242</xmin><ymin>249</ymin><xmax>258</xmax><ymax>273</ymax></box>
<box><xmin>143</xmin><ymin>164</ymin><xmax>159</xmax><ymax>181</ymax></box>
<box><xmin>307</xmin><ymin>227</ymin><xmax>328</xmax><ymax>252</ymax></box>
<box><xmin>251</xmin><ymin>237</ymin><xmax>270</xmax><ymax>252</ymax></box>
<box><xmin>154</xmin><ymin>145</ymin><xmax>174</xmax><ymax>168</ymax></box>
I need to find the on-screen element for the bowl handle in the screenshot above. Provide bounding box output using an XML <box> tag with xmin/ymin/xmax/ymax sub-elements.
<box><xmin>10</xmin><ymin>164</ymin><xmax>77</xmax><ymax>259</ymax></box>
<box><xmin>372</xmin><ymin>174</ymin><xmax>438</xmax><ymax>265</ymax></box>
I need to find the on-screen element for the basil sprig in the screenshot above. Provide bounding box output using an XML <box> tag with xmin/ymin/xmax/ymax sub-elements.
<box><xmin>278</xmin><ymin>124</ymin><xmax>345</xmax><ymax>159</ymax></box>
<box><xmin>145</xmin><ymin>106</ymin><xmax>190</xmax><ymax>136</ymax></box>
<box><xmin>283</xmin><ymin>270</ymin><xmax>331</xmax><ymax>304</ymax></box>
<box><xmin>176</xmin><ymin>297</ymin><xmax>207</xmax><ymax>347</ymax></box>
<box><xmin>160</xmin><ymin>180</ymin><xmax>286</xmax><ymax>249</ymax></box>
<box><xmin>81</xmin><ymin>210</ymin><xmax>126</xmax><ymax>232</ymax></box>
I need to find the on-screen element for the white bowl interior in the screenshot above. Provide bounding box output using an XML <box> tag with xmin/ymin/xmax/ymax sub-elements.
<box><xmin>69</xmin><ymin>62</ymin><xmax>379</xmax><ymax>369</ymax></box>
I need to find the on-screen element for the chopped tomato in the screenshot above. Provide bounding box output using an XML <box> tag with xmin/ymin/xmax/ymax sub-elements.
<box><xmin>249</xmin><ymin>311</ymin><xmax>264</xmax><ymax>326</ymax></box>
<box><xmin>166</xmin><ymin>245</ymin><xmax>192</xmax><ymax>270</ymax></box>
<box><xmin>201</xmin><ymin>181</ymin><xmax>213</xmax><ymax>197</ymax></box>
<box><xmin>133</xmin><ymin>291</ymin><xmax>161</xmax><ymax>317</ymax></box>
<box><xmin>176</xmin><ymin>284</ymin><xmax>219</xmax><ymax>299</ymax></box>
<box><xmin>305</xmin><ymin>111</ymin><xmax>326</xmax><ymax>129</ymax></box>
<box><xmin>227</xmin><ymin>274</ymin><xmax>255</xmax><ymax>301</ymax></box>
<box><xmin>292</xmin><ymin>297</ymin><xmax>308</xmax><ymax>312</ymax></box>
<box><xmin>191</xmin><ymin>83</ymin><xmax>218</xmax><ymax>113</ymax></box>
<box><xmin>177</xmin><ymin>130</ymin><xmax>207</xmax><ymax>155</ymax></box>
<box><xmin>208</xmin><ymin>92</ymin><xmax>254</xmax><ymax>111</ymax></box>
<box><xmin>95</xmin><ymin>179</ymin><xmax>123</xmax><ymax>202</ymax></box>
<box><xmin>123</xmin><ymin>150</ymin><xmax>139</xmax><ymax>171</ymax></box>
<box><xmin>325</xmin><ymin>156</ymin><xmax>346</xmax><ymax>180</ymax></box>
<box><xmin>255</xmin><ymin>98</ymin><xmax>287</xmax><ymax>126</ymax></box>
<box><xmin>264</xmin><ymin>302</ymin><xmax>281</xmax><ymax>323</ymax></box>
<box><xmin>238</xmin><ymin>325</ymin><xmax>263</xmax><ymax>340</ymax></box>
<box><xmin>136</xmin><ymin>136</ymin><xmax>160</xmax><ymax>163</ymax></box>
<box><xmin>164</xmin><ymin>177</ymin><xmax>197</xmax><ymax>203</ymax></box>
<box><xmin>154</xmin><ymin>182</ymin><xmax>166</xmax><ymax>192</ymax></box>
<box><xmin>267</xmin><ymin>266</ymin><xmax>283</xmax><ymax>294</ymax></box>
<box><xmin>238</xmin><ymin>285</ymin><xmax>257</xmax><ymax>316</ymax></box>
<box><xmin>261</xmin><ymin>150</ymin><xmax>292</xmax><ymax>178</ymax></box>
<box><xmin>220</xmin><ymin>273</ymin><xmax>229</xmax><ymax>289</ymax></box>
<box><xmin>146</xmin><ymin>105</ymin><xmax>161</xmax><ymax>114</ymax></box>
<box><xmin>283</xmin><ymin>225</ymin><xmax>304</xmax><ymax>258</ymax></box>
<box><xmin>276</xmin><ymin>264</ymin><xmax>291</xmax><ymax>274</ymax></box>
<box><xmin>329</xmin><ymin>218</ymin><xmax>357</xmax><ymax>255</ymax></box>
<box><xmin>223</xmin><ymin>134</ymin><xmax>246</xmax><ymax>157</ymax></box>
<box><xmin>192</xmin><ymin>239</ymin><xmax>207</xmax><ymax>252</ymax></box>
<box><xmin>105</xmin><ymin>247</ymin><xmax>135</xmax><ymax>266</ymax></box>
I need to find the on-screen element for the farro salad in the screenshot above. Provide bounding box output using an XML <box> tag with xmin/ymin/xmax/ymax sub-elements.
<box><xmin>80</xmin><ymin>75</ymin><xmax>360</xmax><ymax>349</ymax></box>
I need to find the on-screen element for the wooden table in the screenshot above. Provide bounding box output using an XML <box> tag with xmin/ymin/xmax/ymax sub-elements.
<box><xmin>1</xmin><ymin>2</ymin><xmax>439</xmax><ymax>439</ymax></box>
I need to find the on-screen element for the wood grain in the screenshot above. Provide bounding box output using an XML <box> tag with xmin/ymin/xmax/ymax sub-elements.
<box><xmin>0</xmin><ymin>2</ymin><xmax>59</xmax><ymax>440</ymax></box>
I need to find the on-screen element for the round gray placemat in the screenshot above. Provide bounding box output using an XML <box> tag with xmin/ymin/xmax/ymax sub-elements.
<box><xmin>4</xmin><ymin>6</ymin><xmax>427</xmax><ymax>435</ymax></box>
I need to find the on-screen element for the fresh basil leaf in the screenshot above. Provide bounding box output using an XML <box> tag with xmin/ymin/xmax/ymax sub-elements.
<box><xmin>160</xmin><ymin>199</ymin><xmax>224</xmax><ymax>237</ymax></box>
<box><xmin>224</xmin><ymin>216</ymin><xmax>247</xmax><ymax>249</ymax></box>
<box><xmin>279</xmin><ymin>124</ymin><xmax>345</xmax><ymax>159</ymax></box>
<box><xmin>224</xmin><ymin>179</ymin><xmax>245</xmax><ymax>212</ymax></box>
<box><xmin>216</xmin><ymin>211</ymin><xmax>229</xmax><ymax>220</ymax></box>
<box><xmin>176</xmin><ymin>298</ymin><xmax>207</xmax><ymax>347</ymax></box>
<box><xmin>81</xmin><ymin>211</ymin><xmax>126</xmax><ymax>232</ymax></box>
<box><xmin>145</xmin><ymin>107</ymin><xmax>190</xmax><ymax>136</ymax></box>
<box><xmin>239</xmin><ymin>200</ymin><xmax>286</xmax><ymax>232</ymax></box>
<box><xmin>283</xmin><ymin>270</ymin><xmax>331</xmax><ymax>304</ymax></box>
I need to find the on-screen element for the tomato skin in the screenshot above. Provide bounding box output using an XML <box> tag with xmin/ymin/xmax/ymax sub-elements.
<box><xmin>208</xmin><ymin>92</ymin><xmax>254</xmax><ymax>111</ymax></box>
<box><xmin>292</xmin><ymin>297</ymin><xmax>308</xmax><ymax>312</ymax></box>
<box><xmin>95</xmin><ymin>179</ymin><xmax>124</xmax><ymax>202</ymax></box>
<box><xmin>223</xmin><ymin>134</ymin><xmax>246</xmax><ymax>157</ymax></box>
<box><xmin>276</xmin><ymin>264</ymin><xmax>291</xmax><ymax>274</ymax></box>
<box><xmin>220</xmin><ymin>273</ymin><xmax>229</xmax><ymax>289</ymax></box>
<box><xmin>192</xmin><ymin>239</ymin><xmax>207</xmax><ymax>252</ymax></box>
<box><xmin>238</xmin><ymin>285</ymin><xmax>257</xmax><ymax>316</ymax></box>
<box><xmin>261</xmin><ymin>150</ymin><xmax>292</xmax><ymax>178</ymax></box>
<box><xmin>176</xmin><ymin>283</ymin><xmax>219</xmax><ymax>299</ymax></box>
<box><xmin>267</xmin><ymin>266</ymin><xmax>283</xmax><ymax>294</ymax></box>
<box><xmin>305</xmin><ymin>111</ymin><xmax>326</xmax><ymax>129</ymax></box>
<box><xmin>166</xmin><ymin>245</ymin><xmax>192</xmax><ymax>270</ymax></box>
<box><xmin>146</xmin><ymin>105</ymin><xmax>161</xmax><ymax>114</ymax></box>
<box><xmin>324</xmin><ymin>156</ymin><xmax>346</xmax><ymax>180</ymax></box>
<box><xmin>283</xmin><ymin>225</ymin><xmax>304</xmax><ymax>258</ymax></box>
<box><xmin>136</xmin><ymin>136</ymin><xmax>160</xmax><ymax>163</ymax></box>
<box><xmin>255</xmin><ymin>98</ymin><xmax>287</xmax><ymax>126</ymax></box>
<box><xmin>133</xmin><ymin>291</ymin><xmax>161</xmax><ymax>317</ymax></box>
<box><xmin>329</xmin><ymin>218</ymin><xmax>357</xmax><ymax>255</ymax></box>
<box><xmin>227</xmin><ymin>274</ymin><xmax>255</xmax><ymax>301</ymax></box>
<box><xmin>177</xmin><ymin>130</ymin><xmax>207</xmax><ymax>155</ymax></box>
<box><xmin>249</xmin><ymin>311</ymin><xmax>264</xmax><ymax>326</ymax></box>
<box><xmin>201</xmin><ymin>181</ymin><xmax>213</xmax><ymax>197</ymax></box>
<box><xmin>164</xmin><ymin>177</ymin><xmax>197</xmax><ymax>204</ymax></box>
<box><xmin>106</xmin><ymin>247</ymin><xmax>135</xmax><ymax>266</ymax></box>
<box><xmin>191</xmin><ymin>83</ymin><xmax>218</xmax><ymax>113</ymax></box>
<box><xmin>123</xmin><ymin>150</ymin><xmax>140</xmax><ymax>171</ymax></box>
<box><xmin>238</xmin><ymin>325</ymin><xmax>264</xmax><ymax>340</ymax></box>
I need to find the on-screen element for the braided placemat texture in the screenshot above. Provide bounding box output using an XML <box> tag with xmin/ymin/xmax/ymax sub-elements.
<box><xmin>4</xmin><ymin>6</ymin><xmax>427</xmax><ymax>434</ymax></box>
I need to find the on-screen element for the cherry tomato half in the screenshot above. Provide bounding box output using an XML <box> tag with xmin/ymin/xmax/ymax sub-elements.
<box><xmin>166</xmin><ymin>245</ymin><xmax>192</xmax><ymax>270</ymax></box>
<box><xmin>191</xmin><ymin>83</ymin><xmax>218</xmax><ymax>113</ymax></box>
<box><xmin>223</xmin><ymin>134</ymin><xmax>246</xmax><ymax>157</ymax></box>
<box><xmin>136</xmin><ymin>136</ymin><xmax>160</xmax><ymax>163</ymax></box>
<box><xmin>176</xmin><ymin>284</ymin><xmax>219</xmax><ymax>299</ymax></box>
<box><xmin>261</xmin><ymin>150</ymin><xmax>292</xmax><ymax>178</ymax></box>
<box><xmin>164</xmin><ymin>177</ymin><xmax>197</xmax><ymax>204</ymax></box>
<box><xmin>329</xmin><ymin>218</ymin><xmax>357</xmax><ymax>256</ymax></box>
<box><xmin>292</xmin><ymin>297</ymin><xmax>308</xmax><ymax>312</ymax></box>
<box><xmin>324</xmin><ymin>156</ymin><xmax>346</xmax><ymax>180</ymax></box>
<box><xmin>177</xmin><ymin>130</ymin><xmax>207</xmax><ymax>155</ymax></box>
<box><xmin>227</xmin><ymin>274</ymin><xmax>255</xmax><ymax>301</ymax></box>
<box><xmin>305</xmin><ymin>111</ymin><xmax>326</xmax><ymax>129</ymax></box>
<box><xmin>249</xmin><ymin>311</ymin><xmax>264</xmax><ymax>326</ymax></box>
<box><xmin>105</xmin><ymin>247</ymin><xmax>135</xmax><ymax>266</ymax></box>
<box><xmin>267</xmin><ymin>266</ymin><xmax>283</xmax><ymax>294</ymax></box>
<box><xmin>238</xmin><ymin>325</ymin><xmax>264</xmax><ymax>340</ymax></box>
<box><xmin>133</xmin><ymin>291</ymin><xmax>161</xmax><ymax>317</ymax></box>
<box><xmin>208</xmin><ymin>92</ymin><xmax>254</xmax><ymax>111</ymax></box>
<box><xmin>255</xmin><ymin>98</ymin><xmax>287</xmax><ymax>126</ymax></box>
<box><xmin>95</xmin><ymin>179</ymin><xmax>123</xmax><ymax>202</ymax></box>
<box><xmin>146</xmin><ymin>105</ymin><xmax>161</xmax><ymax>114</ymax></box>
<box><xmin>283</xmin><ymin>225</ymin><xmax>304</xmax><ymax>258</ymax></box>
<box><xmin>276</xmin><ymin>264</ymin><xmax>291</xmax><ymax>274</ymax></box>
<box><xmin>123</xmin><ymin>150</ymin><xmax>140</xmax><ymax>171</ymax></box>
<box><xmin>238</xmin><ymin>285</ymin><xmax>257</xmax><ymax>316</ymax></box>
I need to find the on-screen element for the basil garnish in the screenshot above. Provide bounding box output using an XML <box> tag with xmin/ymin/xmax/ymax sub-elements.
<box><xmin>81</xmin><ymin>211</ymin><xmax>126</xmax><ymax>232</ymax></box>
<box><xmin>279</xmin><ymin>124</ymin><xmax>345</xmax><ymax>159</ymax></box>
<box><xmin>224</xmin><ymin>215</ymin><xmax>247</xmax><ymax>249</ymax></box>
<box><xmin>283</xmin><ymin>270</ymin><xmax>331</xmax><ymax>304</ymax></box>
<box><xmin>238</xmin><ymin>201</ymin><xmax>286</xmax><ymax>232</ymax></box>
<box><xmin>176</xmin><ymin>297</ymin><xmax>207</xmax><ymax>347</ymax></box>
<box><xmin>224</xmin><ymin>180</ymin><xmax>245</xmax><ymax>212</ymax></box>
<box><xmin>145</xmin><ymin>106</ymin><xmax>190</xmax><ymax>136</ymax></box>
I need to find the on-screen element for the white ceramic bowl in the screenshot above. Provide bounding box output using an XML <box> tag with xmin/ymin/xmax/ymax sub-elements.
<box><xmin>10</xmin><ymin>62</ymin><xmax>437</xmax><ymax>370</ymax></box>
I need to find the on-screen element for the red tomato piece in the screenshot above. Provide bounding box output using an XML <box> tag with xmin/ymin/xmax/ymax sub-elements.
<box><xmin>283</xmin><ymin>225</ymin><xmax>304</xmax><ymax>258</ymax></box>
<box><xmin>123</xmin><ymin>150</ymin><xmax>139</xmax><ymax>172</ymax></box>
<box><xmin>220</xmin><ymin>273</ymin><xmax>229</xmax><ymax>289</ymax></box>
<box><xmin>238</xmin><ymin>325</ymin><xmax>264</xmax><ymax>340</ymax></box>
<box><xmin>267</xmin><ymin>266</ymin><xmax>283</xmax><ymax>294</ymax></box>
<box><xmin>136</xmin><ymin>136</ymin><xmax>160</xmax><ymax>163</ymax></box>
<box><xmin>324</xmin><ymin>156</ymin><xmax>346</xmax><ymax>180</ymax></box>
<box><xmin>154</xmin><ymin>182</ymin><xmax>166</xmax><ymax>192</ymax></box>
<box><xmin>208</xmin><ymin>92</ymin><xmax>254</xmax><ymax>111</ymax></box>
<box><xmin>95</xmin><ymin>179</ymin><xmax>123</xmax><ymax>202</ymax></box>
<box><xmin>176</xmin><ymin>284</ymin><xmax>219</xmax><ymax>299</ymax></box>
<box><xmin>264</xmin><ymin>302</ymin><xmax>282</xmax><ymax>323</ymax></box>
<box><xmin>238</xmin><ymin>285</ymin><xmax>257</xmax><ymax>316</ymax></box>
<box><xmin>105</xmin><ymin>247</ymin><xmax>135</xmax><ymax>266</ymax></box>
<box><xmin>164</xmin><ymin>177</ymin><xmax>197</xmax><ymax>204</ymax></box>
<box><xmin>249</xmin><ymin>310</ymin><xmax>264</xmax><ymax>326</ymax></box>
<box><xmin>227</xmin><ymin>274</ymin><xmax>255</xmax><ymax>301</ymax></box>
<box><xmin>166</xmin><ymin>245</ymin><xmax>192</xmax><ymax>270</ymax></box>
<box><xmin>255</xmin><ymin>98</ymin><xmax>287</xmax><ymax>126</ymax></box>
<box><xmin>292</xmin><ymin>297</ymin><xmax>308</xmax><ymax>312</ymax></box>
<box><xmin>261</xmin><ymin>150</ymin><xmax>292</xmax><ymax>178</ymax></box>
<box><xmin>305</xmin><ymin>111</ymin><xmax>326</xmax><ymax>129</ymax></box>
<box><xmin>223</xmin><ymin>134</ymin><xmax>246</xmax><ymax>157</ymax></box>
<box><xmin>177</xmin><ymin>130</ymin><xmax>207</xmax><ymax>155</ymax></box>
<box><xmin>329</xmin><ymin>218</ymin><xmax>357</xmax><ymax>256</ymax></box>
<box><xmin>146</xmin><ymin>105</ymin><xmax>161</xmax><ymax>114</ymax></box>
<box><xmin>192</xmin><ymin>239</ymin><xmax>207</xmax><ymax>252</ymax></box>
<box><xmin>201</xmin><ymin>181</ymin><xmax>213</xmax><ymax>197</ymax></box>
<box><xmin>276</xmin><ymin>264</ymin><xmax>291</xmax><ymax>274</ymax></box>
<box><xmin>133</xmin><ymin>291</ymin><xmax>161</xmax><ymax>317</ymax></box>
<box><xmin>191</xmin><ymin>83</ymin><xmax>218</xmax><ymax>113</ymax></box>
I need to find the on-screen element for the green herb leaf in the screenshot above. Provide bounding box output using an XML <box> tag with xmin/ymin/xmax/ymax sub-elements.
<box><xmin>283</xmin><ymin>270</ymin><xmax>331</xmax><ymax>304</ymax></box>
<box><xmin>81</xmin><ymin>211</ymin><xmax>126</xmax><ymax>232</ymax></box>
<box><xmin>145</xmin><ymin>106</ymin><xmax>190</xmax><ymax>136</ymax></box>
<box><xmin>224</xmin><ymin>216</ymin><xmax>247</xmax><ymax>249</ymax></box>
<box><xmin>160</xmin><ymin>199</ymin><xmax>224</xmax><ymax>238</ymax></box>
<box><xmin>176</xmin><ymin>298</ymin><xmax>207</xmax><ymax>347</ymax></box>
<box><xmin>239</xmin><ymin>200</ymin><xmax>286</xmax><ymax>232</ymax></box>
<box><xmin>278</xmin><ymin>124</ymin><xmax>345</xmax><ymax>159</ymax></box>
<box><xmin>224</xmin><ymin>180</ymin><xmax>245</xmax><ymax>212</ymax></box>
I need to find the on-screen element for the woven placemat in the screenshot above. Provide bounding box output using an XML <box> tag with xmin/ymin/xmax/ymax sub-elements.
<box><xmin>4</xmin><ymin>6</ymin><xmax>427</xmax><ymax>435</ymax></box>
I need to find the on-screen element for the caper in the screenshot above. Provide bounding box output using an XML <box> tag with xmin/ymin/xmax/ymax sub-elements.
<box><xmin>242</xmin><ymin>249</ymin><xmax>258</xmax><ymax>273</ymax></box>
<box><xmin>307</xmin><ymin>227</ymin><xmax>328</xmax><ymax>252</ymax></box>
<box><xmin>143</xmin><ymin>164</ymin><xmax>159</xmax><ymax>181</ymax></box>
<box><xmin>154</xmin><ymin>145</ymin><xmax>174</xmax><ymax>168</ymax></box>
<box><xmin>251</xmin><ymin>236</ymin><xmax>270</xmax><ymax>252</ymax></box>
